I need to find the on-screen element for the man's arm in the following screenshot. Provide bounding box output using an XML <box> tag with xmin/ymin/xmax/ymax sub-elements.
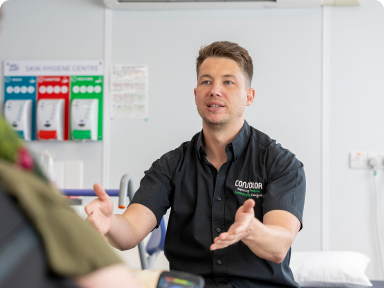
<box><xmin>85</xmin><ymin>183</ymin><xmax>157</xmax><ymax>251</ymax></box>
<box><xmin>210</xmin><ymin>199</ymin><xmax>301</xmax><ymax>264</ymax></box>
<box><xmin>107</xmin><ymin>203</ymin><xmax>157</xmax><ymax>250</ymax></box>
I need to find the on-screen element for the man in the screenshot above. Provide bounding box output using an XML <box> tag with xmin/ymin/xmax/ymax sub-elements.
<box><xmin>86</xmin><ymin>41</ymin><xmax>306</xmax><ymax>288</ymax></box>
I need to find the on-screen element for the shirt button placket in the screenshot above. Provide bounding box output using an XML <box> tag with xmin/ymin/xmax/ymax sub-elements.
<box><xmin>212</xmin><ymin>163</ymin><xmax>228</xmax><ymax>282</ymax></box>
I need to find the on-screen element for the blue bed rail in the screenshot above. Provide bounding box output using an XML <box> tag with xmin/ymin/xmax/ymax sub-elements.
<box><xmin>62</xmin><ymin>189</ymin><xmax>121</xmax><ymax>197</ymax></box>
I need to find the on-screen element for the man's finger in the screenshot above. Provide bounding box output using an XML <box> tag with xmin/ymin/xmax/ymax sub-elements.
<box><xmin>216</xmin><ymin>233</ymin><xmax>228</xmax><ymax>241</ymax></box>
<box><xmin>214</xmin><ymin>237</ymin><xmax>234</xmax><ymax>245</ymax></box>
<box><xmin>84</xmin><ymin>202</ymin><xmax>96</xmax><ymax>216</ymax></box>
<box><xmin>93</xmin><ymin>183</ymin><xmax>110</xmax><ymax>202</ymax></box>
<box><xmin>216</xmin><ymin>233</ymin><xmax>236</xmax><ymax>243</ymax></box>
<box><xmin>85</xmin><ymin>205</ymin><xmax>92</xmax><ymax>216</ymax></box>
<box><xmin>211</xmin><ymin>236</ymin><xmax>240</xmax><ymax>250</ymax></box>
<box><xmin>211</xmin><ymin>243</ymin><xmax>228</xmax><ymax>250</ymax></box>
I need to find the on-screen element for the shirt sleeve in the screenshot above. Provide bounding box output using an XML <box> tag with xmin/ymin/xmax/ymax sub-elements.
<box><xmin>262</xmin><ymin>144</ymin><xmax>306</xmax><ymax>230</ymax></box>
<box><xmin>130</xmin><ymin>150</ymin><xmax>175</xmax><ymax>227</ymax></box>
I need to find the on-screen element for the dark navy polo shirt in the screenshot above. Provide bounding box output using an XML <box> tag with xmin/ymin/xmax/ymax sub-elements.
<box><xmin>131</xmin><ymin>120</ymin><xmax>306</xmax><ymax>288</ymax></box>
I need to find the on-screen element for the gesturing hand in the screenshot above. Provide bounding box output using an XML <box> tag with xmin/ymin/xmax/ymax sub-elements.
<box><xmin>210</xmin><ymin>199</ymin><xmax>255</xmax><ymax>251</ymax></box>
<box><xmin>85</xmin><ymin>183</ymin><xmax>114</xmax><ymax>236</ymax></box>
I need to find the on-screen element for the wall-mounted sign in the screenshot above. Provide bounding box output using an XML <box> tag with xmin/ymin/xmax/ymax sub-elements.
<box><xmin>4</xmin><ymin>60</ymin><xmax>104</xmax><ymax>76</ymax></box>
<box><xmin>3</xmin><ymin>60</ymin><xmax>104</xmax><ymax>141</ymax></box>
<box><xmin>110</xmin><ymin>64</ymin><xmax>148</xmax><ymax>119</ymax></box>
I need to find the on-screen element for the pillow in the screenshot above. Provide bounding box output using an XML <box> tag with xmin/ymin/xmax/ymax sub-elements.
<box><xmin>290</xmin><ymin>251</ymin><xmax>372</xmax><ymax>287</ymax></box>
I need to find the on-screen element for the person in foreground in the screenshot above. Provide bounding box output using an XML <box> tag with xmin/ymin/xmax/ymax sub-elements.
<box><xmin>86</xmin><ymin>41</ymin><xmax>306</xmax><ymax>288</ymax></box>
<box><xmin>0</xmin><ymin>116</ymin><xmax>141</xmax><ymax>288</ymax></box>
<box><xmin>0</xmin><ymin>7</ymin><xmax>140</xmax><ymax>288</ymax></box>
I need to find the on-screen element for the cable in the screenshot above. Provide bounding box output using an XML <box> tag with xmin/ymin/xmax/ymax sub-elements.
<box><xmin>369</xmin><ymin>158</ymin><xmax>384</xmax><ymax>279</ymax></box>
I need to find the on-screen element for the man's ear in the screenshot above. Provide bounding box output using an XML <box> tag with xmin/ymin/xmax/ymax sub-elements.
<box><xmin>246</xmin><ymin>88</ymin><xmax>255</xmax><ymax>106</ymax></box>
<box><xmin>194</xmin><ymin>88</ymin><xmax>197</xmax><ymax>104</ymax></box>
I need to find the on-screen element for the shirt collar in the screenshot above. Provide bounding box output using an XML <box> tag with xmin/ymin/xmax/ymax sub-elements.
<box><xmin>197</xmin><ymin>131</ymin><xmax>205</xmax><ymax>160</ymax></box>
<box><xmin>196</xmin><ymin>120</ymin><xmax>251</xmax><ymax>162</ymax></box>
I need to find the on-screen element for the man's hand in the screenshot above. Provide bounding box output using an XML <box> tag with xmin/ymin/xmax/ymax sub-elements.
<box><xmin>85</xmin><ymin>183</ymin><xmax>114</xmax><ymax>237</ymax></box>
<box><xmin>85</xmin><ymin>184</ymin><xmax>157</xmax><ymax>251</ymax></box>
<box><xmin>210</xmin><ymin>198</ymin><xmax>301</xmax><ymax>263</ymax></box>
<box><xmin>210</xmin><ymin>199</ymin><xmax>255</xmax><ymax>250</ymax></box>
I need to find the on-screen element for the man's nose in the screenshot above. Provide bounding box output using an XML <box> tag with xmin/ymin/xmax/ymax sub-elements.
<box><xmin>209</xmin><ymin>83</ymin><xmax>222</xmax><ymax>97</ymax></box>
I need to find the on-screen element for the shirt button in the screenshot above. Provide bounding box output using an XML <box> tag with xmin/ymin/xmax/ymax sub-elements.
<box><xmin>216</xmin><ymin>228</ymin><xmax>221</xmax><ymax>233</ymax></box>
<box><xmin>217</xmin><ymin>260</ymin><xmax>223</xmax><ymax>265</ymax></box>
<box><xmin>217</xmin><ymin>196</ymin><xmax>222</xmax><ymax>201</ymax></box>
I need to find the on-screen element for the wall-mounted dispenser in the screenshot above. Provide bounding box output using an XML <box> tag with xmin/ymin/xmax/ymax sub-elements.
<box><xmin>4</xmin><ymin>99</ymin><xmax>32</xmax><ymax>141</ymax></box>
<box><xmin>37</xmin><ymin>76</ymin><xmax>71</xmax><ymax>140</ymax></box>
<box><xmin>71</xmin><ymin>99</ymin><xmax>99</xmax><ymax>141</ymax></box>
<box><xmin>37</xmin><ymin>99</ymin><xmax>65</xmax><ymax>141</ymax></box>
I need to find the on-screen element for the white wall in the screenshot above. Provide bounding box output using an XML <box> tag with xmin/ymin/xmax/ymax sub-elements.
<box><xmin>329</xmin><ymin>0</ymin><xmax>384</xmax><ymax>280</ymax></box>
<box><xmin>0</xmin><ymin>0</ymin><xmax>383</xmax><ymax>280</ymax></box>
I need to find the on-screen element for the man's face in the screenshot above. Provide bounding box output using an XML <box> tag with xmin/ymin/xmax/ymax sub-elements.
<box><xmin>194</xmin><ymin>57</ymin><xmax>254</xmax><ymax>129</ymax></box>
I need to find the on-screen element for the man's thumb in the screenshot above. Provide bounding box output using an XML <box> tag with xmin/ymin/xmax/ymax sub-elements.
<box><xmin>244</xmin><ymin>199</ymin><xmax>255</xmax><ymax>211</ymax></box>
<box><xmin>93</xmin><ymin>183</ymin><xmax>110</xmax><ymax>202</ymax></box>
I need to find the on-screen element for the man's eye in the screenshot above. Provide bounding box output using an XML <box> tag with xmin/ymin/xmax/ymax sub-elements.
<box><xmin>225</xmin><ymin>81</ymin><xmax>233</xmax><ymax>84</ymax></box>
<box><xmin>202</xmin><ymin>81</ymin><xmax>211</xmax><ymax>84</ymax></box>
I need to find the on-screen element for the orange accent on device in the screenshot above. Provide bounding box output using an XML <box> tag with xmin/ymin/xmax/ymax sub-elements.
<box><xmin>118</xmin><ymin>205</ymin><xmax>126</xmax><ymax>209</ymax></box>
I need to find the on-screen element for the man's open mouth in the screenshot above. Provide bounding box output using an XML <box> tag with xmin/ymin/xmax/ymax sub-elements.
<box><xmin>207</xmin><ymin>104</ymin><xmax>224</xmax><ymax>108</ymax></box>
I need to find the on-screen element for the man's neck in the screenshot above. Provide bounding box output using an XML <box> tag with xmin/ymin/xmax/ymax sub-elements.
<box><xmin>202</xmin><ymin>118</ymin><xmax>244</xmax><ymax>171</ymax></box>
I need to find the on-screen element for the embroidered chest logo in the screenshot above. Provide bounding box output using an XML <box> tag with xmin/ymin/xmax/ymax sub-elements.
<box><xmin>234</xmin><ymin>180</ymin><xmax>263</xmax><ymax>198</ymax></box>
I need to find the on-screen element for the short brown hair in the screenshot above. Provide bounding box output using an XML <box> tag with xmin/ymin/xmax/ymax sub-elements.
<box><xmin>196</xmin><ymin>41</ymin><xmax>253</xmax><ymax>87</ymax></box>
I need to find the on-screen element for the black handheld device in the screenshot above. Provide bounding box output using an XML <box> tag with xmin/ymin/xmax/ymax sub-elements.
<box><xmin>157</xmin><ymin>271</ymin><xmax>205</xmax><ymax>288</ymax></box>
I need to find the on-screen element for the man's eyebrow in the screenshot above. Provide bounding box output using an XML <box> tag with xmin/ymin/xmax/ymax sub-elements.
<box><xmin>199</xmin><ymin>74</ymin><xmax>237</xmax><ymax>78</ymax></box>
<box><xmin>199</xmin><ymin>74</ymin><xmax>213</xmax><ymax>79</ymax></box>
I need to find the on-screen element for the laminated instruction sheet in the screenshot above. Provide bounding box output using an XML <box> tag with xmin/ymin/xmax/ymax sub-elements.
<box><xmin>110</xmin><ymin>64</ymin><xmax>148</xmax><ymax>119</ymax></box>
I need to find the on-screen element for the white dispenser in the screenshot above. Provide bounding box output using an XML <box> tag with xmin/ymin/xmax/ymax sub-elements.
<box><xmin>4</xmin><ymin>99</ymin><xmax>32</xmax><ymax>141</ymax></box>
<box><xmin>37</xmin><ymin>99</ymin><xmax>65</xmax><ymax>141</ymax></box>
<box><xmin>71</xmin><ymin>99</ymin><xmax>99</xmax><ymax>141</ymax></box>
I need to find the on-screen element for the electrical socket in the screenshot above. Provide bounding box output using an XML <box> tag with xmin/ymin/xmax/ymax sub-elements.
<box><xmin>350</xmin><ymin>152</ymin><xmax>384</xmax><ymax>169</ymax></box>
<box><xmin>368</xmin><ymin>152</ymin><xmax>384</xmax><ymax>169</ymax></box>
<box><xmin>350</xmin><ymin>152</ymin><xmax>368</xmax><ymax>169</ymax></box>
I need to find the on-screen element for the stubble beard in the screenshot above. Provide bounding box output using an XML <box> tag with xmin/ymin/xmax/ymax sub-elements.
<box><xmin>202</xmin><ymin>115</ymin><xmax>230</xmax><ymax>132</ymax></box>
<box><xmin>200</xmin><ymin>105</ymin><xmax>245</xmax><ymax>132</ymax></box>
